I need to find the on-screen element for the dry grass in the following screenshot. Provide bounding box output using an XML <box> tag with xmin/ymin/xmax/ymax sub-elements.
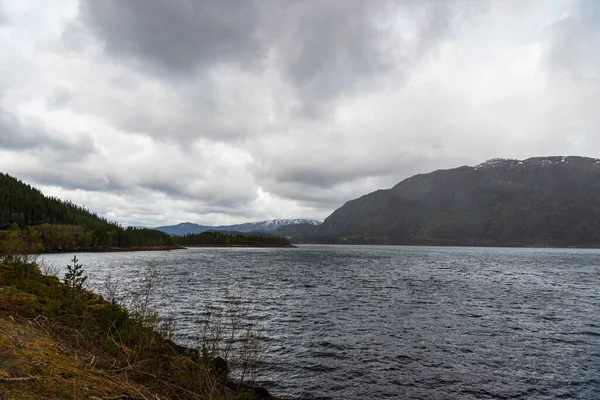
<box><xmin>0</xmin><ymin>316</ymin><xmax>161</xmax><ymax>400</ymax></box>
<box><xmin>0</xmin><ymin>260</ymin><xmax>275</xmax><ymax>400</ymax></box>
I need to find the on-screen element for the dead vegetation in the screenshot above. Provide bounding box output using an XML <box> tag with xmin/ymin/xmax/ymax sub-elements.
<box><xmin>0</xmin><ymin>256</ymin><xmax>274</xmax><ymax>400</ymax></box>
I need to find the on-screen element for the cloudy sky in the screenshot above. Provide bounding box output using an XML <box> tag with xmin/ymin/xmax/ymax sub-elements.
<box><xmin>0</xmin><ymin>0</ymin><xmax>598</xmax><ymax>226</ymax></box>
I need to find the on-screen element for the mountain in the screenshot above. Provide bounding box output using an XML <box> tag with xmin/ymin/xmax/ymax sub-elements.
<box><xmin>315</xmin><ymin>156</ymin><xmax>600</xmax><ymax>247</ymax></box>
<box><xmin>156</xmin><ymin>219</ymin><xmax>321</xmax><ymax>235</ymax></box>
<box><xmin>274</xmin><ymin>223</ymin><xmax>320</xmax><ymax>242</ymax></box>
<box><xmin>0</xmin><ymin>173</ymin><xmax>174</xmax><ymax>251</ymax></box>
<box><xmin>154</xmin><ymin>222</ymin><xmax>212</xmax><ymax>236</ymax></box>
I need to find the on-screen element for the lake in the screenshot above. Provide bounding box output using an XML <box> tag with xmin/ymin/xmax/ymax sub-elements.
<box><xmin>41</xmin><ymin>245</ymin><xmax>600</xmax><ymax>399</ymax></box>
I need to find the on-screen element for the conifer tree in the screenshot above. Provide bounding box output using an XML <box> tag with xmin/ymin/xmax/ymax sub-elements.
<box><xmin>64</xmin><ymin>255</ymin><xmax>87</xmax><ymax>305</ymax></box>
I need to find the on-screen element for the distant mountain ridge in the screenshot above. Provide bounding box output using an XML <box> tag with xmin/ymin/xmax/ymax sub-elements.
<box><xmin>310</xmin><ymin>156</ymin><xmax>600</xmax><ymax>247</ymax></box>
<box><xmin>156</xmin><ymin>219</ymin><xmax>321</xmax><ymax>236</ymax></box>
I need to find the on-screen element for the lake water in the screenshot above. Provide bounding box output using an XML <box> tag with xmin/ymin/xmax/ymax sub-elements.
<box><xmin>41</xmin><ymin>245</ymin><xmax>600</xmax><ymax>399</ymax></box>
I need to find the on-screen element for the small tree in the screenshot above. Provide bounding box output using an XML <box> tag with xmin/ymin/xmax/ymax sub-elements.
<box><xmin>64</xmin><ymin>255</ymin><xmax>87</xmax><ymax>305</ymax></box>
<box><xmin>0</xmin><ymin>230</ymin><xmax>43</xmax><ymax>265</ymax></box>
<box><xmin>0</xmin><ymin>230</ymin><xmax>43</xmax><ymax>284</ymax></box>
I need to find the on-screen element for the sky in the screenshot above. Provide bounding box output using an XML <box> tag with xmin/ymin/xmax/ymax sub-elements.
<box><xmin>0</xmin><ymin>0</ymin><xmax>598</xmax><ymax>227</ymax></box>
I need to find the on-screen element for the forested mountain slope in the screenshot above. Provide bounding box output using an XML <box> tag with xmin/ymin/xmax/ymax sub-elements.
<box><xmin>175</xmin><ymin>230</ymin><xmax>293</xmax><ymax>247</ymax></box>
<box><xmin>316</xmin><ymin>157</ymin><xmax>600</xmax><ymax>247</ymax></box>
<box><xmin>0</xmin><ymin>173</ymin><xmax>174</xmax><ymax>251</ymax></box>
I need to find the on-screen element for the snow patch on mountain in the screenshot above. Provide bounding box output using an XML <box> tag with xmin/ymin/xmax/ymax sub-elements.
<box><xmin>474</xmin><ymin>156</ymin><xmax>600</xmax><ymax>170</ymax></box>
<box><xmin>156</xmin><ymin>219</ymin><xmax>321</xmax><ymax>235</ymax></box>
<box><xmin>223</xmin><ymin>219</ymin><xmax>321</xmax><ymax>232</ymax></box>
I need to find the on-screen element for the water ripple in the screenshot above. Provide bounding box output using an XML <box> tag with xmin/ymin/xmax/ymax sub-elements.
<box><xmin>42</xmin><ymin>245</ymin><xmax>600</xmax><ymax>399</ymax></box>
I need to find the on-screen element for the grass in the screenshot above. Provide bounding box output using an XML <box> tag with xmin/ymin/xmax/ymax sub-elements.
<box><xmin>0</xmin><ymin>261</ymin><xmax>273</xmax><ymax>400</ymax></box>
<box><xmin>0</xmin><ymin>316</ymin><xmax>154</xmax><ymax>399</ymax></box>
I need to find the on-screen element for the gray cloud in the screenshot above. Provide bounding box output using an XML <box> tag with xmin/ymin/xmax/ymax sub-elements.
<box><xmin>0</xmin><ymin>108</ymin><xmax>57</xmax><ymax>150</ymax></box>
<box><xmin>78</xmin><ymin>0</ymin><xmax>264</xmax><ymax>75</ymax></box>
<box><xmin>2</xmin><ymin>1</ymin><xmax>599</xmax><ymax>227</ymax></box>
<box><xmin>271</xmin><ymin>0</ymin><xmax>395</xmax><ymax>112</ymax></box>
<box><xmin>75</xmin><ymin>0</ymin><xmax>475</xmax><ymax>114</ymax></box>
<box><xmin>140</xmin><ymin>177</ymin><xmax>256</xmax><ymax>208</ymax></box>
<box><xmin>546</xmin><ymin>1</ymin><xmax>600</xmax><ymax>82</ymax></box>
<box><xmin>19</xmin><ymin>169</ymin><xmax>127</xmax><ymax>193</ymax></box>
<box><xmin>47</xmin><ymin>87</ymin><xmax>73</xmax><ymax>109</ymax></box>
<box><xmin>274</xmin><ymin>0</ymin><xmax>481</xmax><ymax>112</ymax></box>
<box><xmin>0</xmin><ymin>106</ymin><xmax>94</xmax><ymax>156</ymax></box>
<box><xmin>253</xmin><ymin>142</ymin><xmax>407</xmax><ymax>189</ymax></box>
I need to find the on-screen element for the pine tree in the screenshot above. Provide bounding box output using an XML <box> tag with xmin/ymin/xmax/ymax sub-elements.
<box><xmin>64</xmin><ymin>255</ymin><xmax>87</xmax><ymax>305</ymax></box>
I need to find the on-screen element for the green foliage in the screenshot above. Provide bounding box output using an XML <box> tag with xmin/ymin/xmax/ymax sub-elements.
<box><xmin>63</xmin><ymin>255</ymin><xmax>87</xmax><ymax>306</ymax></box>
<box><xmin>0</xmin><ymin>229</ymin><xmax>43</xmax><ymax>264</ymax></box>
<box><xmin>0</xmin><ymin>230</ymin><xmax>43</xmax><ymax>286</ymax></box>
<box><xmin>176</xmin><ymin>230</ymin><xmax>293</xmax><ymax>247</ymax></box>
<box><xmin>0</xmin><ymin>173</ymin><xmax>174</xmax><ymax>251</ymax></box>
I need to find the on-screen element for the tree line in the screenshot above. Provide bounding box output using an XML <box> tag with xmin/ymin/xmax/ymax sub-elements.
<box><xmin>175</xmin><ymin>230</ymin><xmax>293</xmax><ymax>247</ymax></box>
<box><xmin>0</xmin><ymin>173</ymin><xmax>174</xmax><ymax>251</ymax></box>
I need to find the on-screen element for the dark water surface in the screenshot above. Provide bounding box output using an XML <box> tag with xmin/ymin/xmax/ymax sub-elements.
<box><xmin>42</xmin><ymin>245</ymin><xmax>600</xmax><ymax>399</ymax></box>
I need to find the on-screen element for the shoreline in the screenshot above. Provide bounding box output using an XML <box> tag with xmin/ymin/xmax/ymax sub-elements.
<box><xmin>41</xmin><ymin>243</ymin><xmax>296</xmax><ymax>254</ymax></box>
<box><xmin>299</xmin><ymin>241</ymin><xmax>600</xmax><ymax>249</ymax></box>
<box><xmin>41</xmin><ymin>245</ymin><xmax>187</xmax><ymax>254</ymax></box>
<box><xmin>183</xmin><ymin>244</ymin><xmax>296</xmax><ymax>248</ymax></box>
<box><xmin>40</xmin><ymin>243</ymin><xmax>600</xmax><ymax>253</ymax></box>
<box><xmin>0</xmin><ymin>261</ymin><xmax>279</xmax><ymax>399</ymax></box>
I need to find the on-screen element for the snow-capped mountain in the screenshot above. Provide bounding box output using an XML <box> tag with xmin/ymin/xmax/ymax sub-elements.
<box><xmin>233</xmin><ymin>219</ymin><xmax>321</xmax><ymax>231</ymax></box>
<box><xmin>156</xmin><ymin>219</ymin><xmax>321</xmax><ymax>235</ymax></box>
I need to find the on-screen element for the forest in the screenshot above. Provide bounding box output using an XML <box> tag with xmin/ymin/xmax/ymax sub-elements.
<box><xmin>0</xmin><ymin>173</ymin><xmax>293</xmax><ymax>252</ymax></box>
<box><xmin>175</xmin><ymin>230</ymin><xmax>294</xmax><ymax>247</ymax></box>
<box><xmin>0</xmin><ymin>173</ymin><xmax>174</xmax><ymax>252</ymax></box>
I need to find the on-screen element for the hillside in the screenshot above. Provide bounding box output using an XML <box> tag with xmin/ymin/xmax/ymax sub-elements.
<box><xmin>0</xmin><ymin>259</ymin><xmax>276</xmax><ymax>400</ymax></box>
<box><xmin>155</xmin><ymin>221</ymin><xmax>212</xmax><ymax>235</ymax></box>
<box><xmin>175</xmin><ymin>230</ymin><xmax>294</xmax><ymax>247</ymax></box>
<box><xmin>157</xmin><ymin>219</ymin><xmax>321</xmax><ymax>235</ymax></box>
<box><xmin>315</xmin><ymin>156</ymin><xmax>600</xmax><ymax>247</ymax></box>
<box><xmin>0</xmin><ymin>173</ymin><xmax>175</xmax><ymax>252</ymax></box>
<box><xmin>274</xmin><ymin>223</ymin><xmax>320</xmax><ymax>242</ymax></box>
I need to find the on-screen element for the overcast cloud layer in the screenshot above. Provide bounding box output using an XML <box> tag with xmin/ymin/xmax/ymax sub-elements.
<box><xmin>0</xmin><ymin>0</ymin><xmax>598</xmax><ymax>226</ymax></box>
